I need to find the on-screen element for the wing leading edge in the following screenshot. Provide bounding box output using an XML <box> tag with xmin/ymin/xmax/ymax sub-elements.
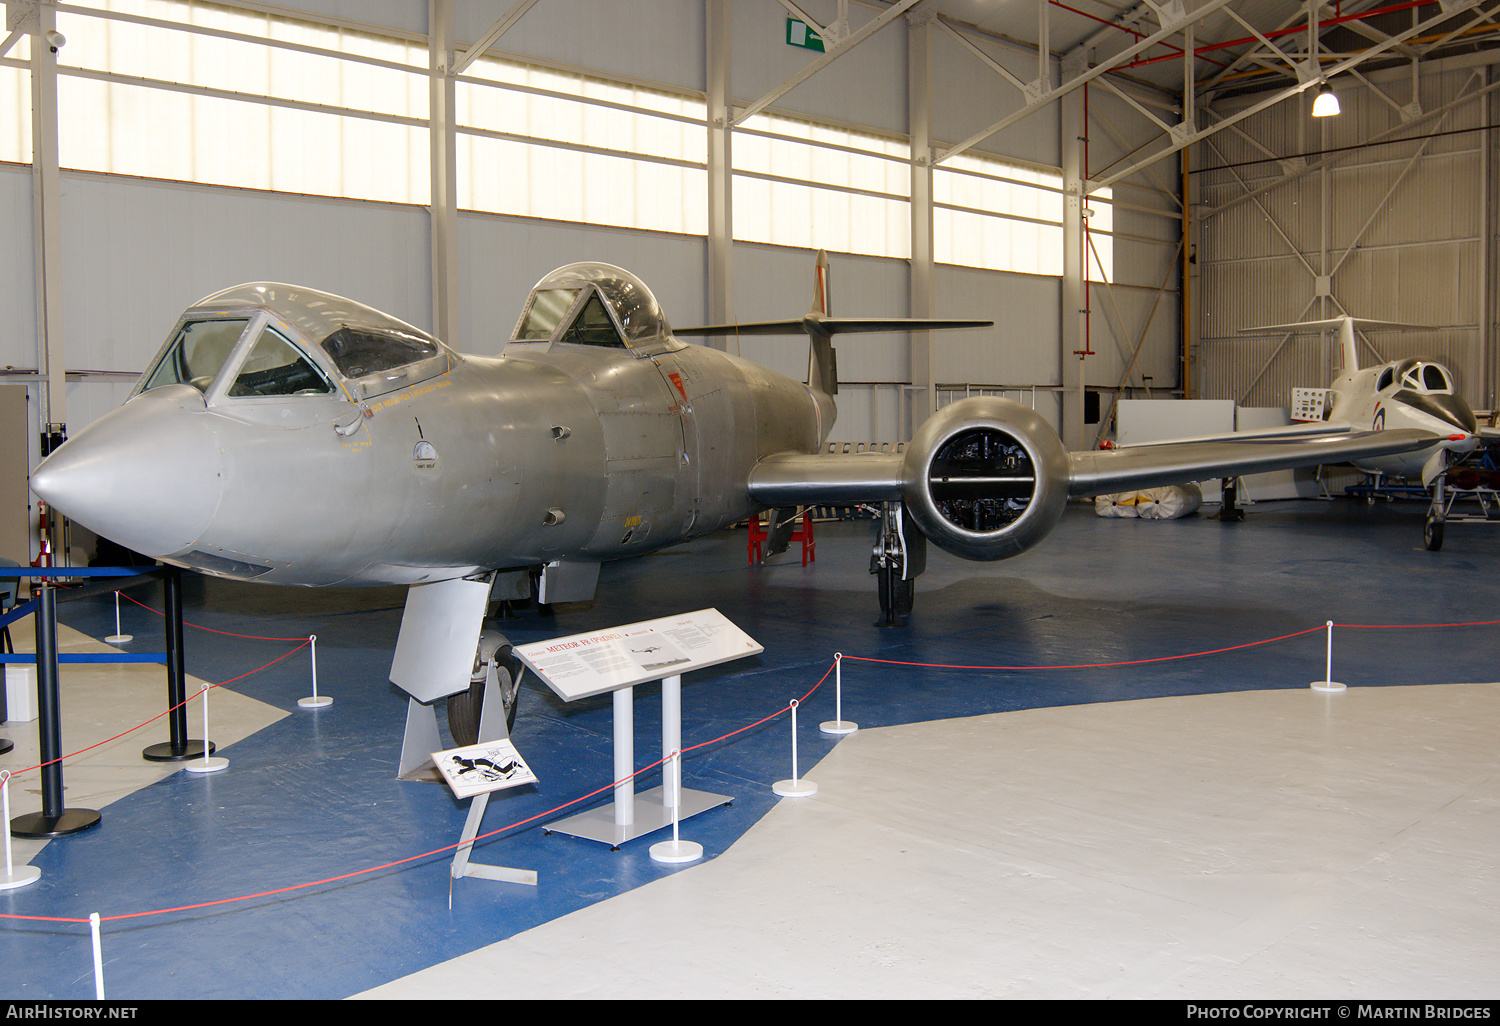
<box><xmin>1067</xmin><ymin>428</ymin><xmax>1435</xmax><ymax>497</ymax></box>
<box><xmin>748</xmin><ymin>428</ymin><xmax>1439</xmax><ymax>508</ymax></box>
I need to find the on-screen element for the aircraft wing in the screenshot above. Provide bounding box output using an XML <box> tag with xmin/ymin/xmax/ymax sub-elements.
<box><xmin>1067</xmin><ymin>428</ymin><xmax>1436</xmax><ymax>496</ymax></box>
<box><xmin>747</xmin><ymin>428</ymin><xmax>1439</xmax><ymax>507</ymax></box>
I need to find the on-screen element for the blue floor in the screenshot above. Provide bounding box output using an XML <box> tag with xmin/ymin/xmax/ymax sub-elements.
<box><xmin>2</xmin><ymin>497</ymin><xmax>1497</xmax><ymax>999</ymax></box>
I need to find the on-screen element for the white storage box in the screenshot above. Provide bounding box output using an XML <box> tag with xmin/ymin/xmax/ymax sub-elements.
<box><xmin>5</xmin><ymin>665</ymin><xmax>35</xmax><ymax>722</ymax></box>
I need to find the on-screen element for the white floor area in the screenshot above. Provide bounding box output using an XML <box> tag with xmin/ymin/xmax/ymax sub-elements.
<box><xmin>356</xmin><ymin>683</ymin><xmax>1500</xmax><ymax>1000</ymax></box>
<box><xmin>2</xmin><ymin>623</ymin><xmax>287</xmax><ymax>865</ymax></box>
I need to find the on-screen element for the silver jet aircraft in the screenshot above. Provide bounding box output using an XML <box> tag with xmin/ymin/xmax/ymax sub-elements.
<box><xmin>31</xmin><ymin>261</ymin><xmax>1439</xmax><ymax>746</ymax></box>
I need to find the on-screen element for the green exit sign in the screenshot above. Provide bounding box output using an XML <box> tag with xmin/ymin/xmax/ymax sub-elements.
<box><xmin>786</xmin><ymin>18</ymin><xmax>826</xmax><ymax>52</ymax></box>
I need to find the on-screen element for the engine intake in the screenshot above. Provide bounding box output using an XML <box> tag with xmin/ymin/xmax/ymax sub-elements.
<box><xmin>901</xmin><ymin>397</ymin><xmax>1070</xmax><ymax>561</ymax></box>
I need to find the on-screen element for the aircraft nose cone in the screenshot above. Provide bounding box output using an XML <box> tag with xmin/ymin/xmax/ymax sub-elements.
<box><xmin>31</xmin><ymin>385</ymin><xmax>224</xmax><ymax>557</ymax></box>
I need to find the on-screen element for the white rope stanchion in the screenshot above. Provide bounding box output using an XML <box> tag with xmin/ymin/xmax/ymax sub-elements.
<box><xmin>820</xmin><ymin>652</ymin><xmax>857</xmax><ymax>735</ymax></box>
<box><xmin>1310</xmin><ymin>620</ymin><xmax>1347</xmax><ymax>692</ymax></box>
<box><xmin>297</xmin><ymin>634</ymin><xmax>331</xmax><ymax>709</ymax></box>
<box><xmin>185</xmin><ymin>683</ymin><xmax>228</xmax><ymax>774</ymax></box>
<box><xmin>0</xmin><ymin>772</ymin><xmax>39</xmax><ymax>890</ymax></box>
<box><xmin>90</xmin><ymin>912</ymin><xmax>105</xmax><ymax>999</ymax></box>
<box><xmin>773</xmin><ymin>699</ymin><xmax>817</xmax><ymax>797</ymax></box>
<box><xmin>650</xmin><ymin>749</ymin><xmax>703</xmax><ymax>864</ymax></box>
<box><xmin>104</xmin><ymin>592</ymin><xmax>131</xmax><ymax>645</ymax></box>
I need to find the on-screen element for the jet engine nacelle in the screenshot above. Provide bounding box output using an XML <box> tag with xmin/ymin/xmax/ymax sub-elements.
<box><xmin>900</xmin><ymin>397</ymin><xmax>1070</xmax><ymax>561</ymax></box>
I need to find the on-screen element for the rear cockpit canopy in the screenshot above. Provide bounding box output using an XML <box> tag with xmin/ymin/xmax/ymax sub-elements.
<box><xmin>509</xmin><ymin>262</ymin><xmax>676</xmax><ymax>353</ymax></box>
<box><xmin>1376</xmin><ymin>357</ymin><xmax>1454</xmax><ymax>396</ymax></box>
<box><xmin>136</xmin><ymin>283</ymin><xmax>451</xmax><ymax>403</ymax></box>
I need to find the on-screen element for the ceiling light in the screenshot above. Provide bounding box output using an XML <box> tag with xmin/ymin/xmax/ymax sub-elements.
<box><xmin>1312</xmin><ymin>82</ymin><xmax>1340</xmax><ymax>117</ymax></box>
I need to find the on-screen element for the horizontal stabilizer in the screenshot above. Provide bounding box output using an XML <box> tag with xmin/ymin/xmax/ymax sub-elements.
<box><xmin>676</xmin><ymin>315</ymin><xmax>992</xmax><ymax>337</ymax></box>
<box><xmin>1238</xmin><ymin>315</ymin><xmax>1430</xmax><ymax>373</ymax></box>
<box><xmin>1238</xmin><ymin>317</ymin><xmax>1431</xmax><ymax>334</ymax></box>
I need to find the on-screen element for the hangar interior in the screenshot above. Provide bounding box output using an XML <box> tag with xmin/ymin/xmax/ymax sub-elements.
<box><xmin>1</xmin><ymin>0</ymin><xmax>1499</xmax><ymax>1001</ymax></box>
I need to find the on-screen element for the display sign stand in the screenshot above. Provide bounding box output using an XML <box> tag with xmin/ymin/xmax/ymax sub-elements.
<box><xmin>516</xmin><ymin>609</ymin><xmax>761</xmax><ymax>849</ymax></box>
<box><xmin>438</xmin><ymin>671</ymin><xmax>538</xmax><ymax>894</ymax></box>
<box><xmin>450</xmin><ymin>789</ymin><xmax>538</xmax><ymax>891</ymax></box>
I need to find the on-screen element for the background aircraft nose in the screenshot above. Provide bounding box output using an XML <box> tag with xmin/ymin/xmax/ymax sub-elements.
<box><xmin>30</xmin><ymin>385</ymin><xmax>224</xmax><ymax>558</ymax></box>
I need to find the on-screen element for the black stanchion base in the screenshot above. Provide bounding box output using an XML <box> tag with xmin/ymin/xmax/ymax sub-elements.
<box><xmin>142</xmin><ymin>739</ymin><xmax>215</xmax><ymax>762</ymax></box>
<box><xmin>0</xmin><ymin>738</ymin><xmax>11</xmax><ymax>755</ymax></box>
<box><xmin>11</xmin><ymin>808</ymin><xmax>101</xmax><ymax>838</ymax></box>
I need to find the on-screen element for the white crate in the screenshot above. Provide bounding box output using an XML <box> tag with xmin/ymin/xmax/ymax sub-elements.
<box><xmin>4</xmin><ymin>665</ymin><xmax>35</xmax><ymax>722</ymax></box>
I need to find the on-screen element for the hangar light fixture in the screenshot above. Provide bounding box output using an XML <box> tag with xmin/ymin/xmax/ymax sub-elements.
<box><xmin>1312</xmin><ymin>82</ymin><xmax>1341</xmax><ymax>117</ymax></box>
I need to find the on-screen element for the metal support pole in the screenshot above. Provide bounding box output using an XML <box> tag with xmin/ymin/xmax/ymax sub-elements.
<box><xmin>11</xmin><ymin>584</ymin><xmax>99</xmax><ymax>837</ymax></box>
<box><xmin>706</xmin><ymin>0</ymin><xmax>735</xmax><ymax>335</ymax></box>
<box><xmin>908</xmin><ymin>8</ymin><xmax>936</xmax><ymax>425</ymax></box>
<box><xmin>143</xmin><ymin>566</ymin><xmax>211</xmax><ymax>761</ymax></box>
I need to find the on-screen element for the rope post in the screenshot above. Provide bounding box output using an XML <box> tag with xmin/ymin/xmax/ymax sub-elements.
<box><xmin>104</xmin><ymin>591</ymin><xmax>131</xmax><ymax>645</ymax></box>
<box><xmin>820</xmin><ymin>652</ymin><xmax>857</xmax><ymax>735</ymax></box>
<box><xmin>90</xmin><ymin>912</ymin><xmax>104</xmax><ymax>999</ymax></box>
<box><xmin>773</xmin><ymin>699</ymin><xmax>817</xmax><ymax>797</ymax></box>
<box><xmin>1310</xmin><ymin>620</ymin><xmax>1347</xmax><ymax>693</ymax></box>
<box><xmin>185</xmin><ymin>684</ymin><xmax>229</xmax><ymax>774</ymax></box>
<box><xmin>0</xmin><ymin>772</ymin><xmax>39</xmax><ymax>890</ymax></box>
<box><xmin>298</xmin><ymin>634</ymin><xmax>331</xmax><ymax>709</ymax></box>
<box><xmin>650</xmin><ymin>749</ymin><xmax>703</xmax><ymax>864</ymax></box>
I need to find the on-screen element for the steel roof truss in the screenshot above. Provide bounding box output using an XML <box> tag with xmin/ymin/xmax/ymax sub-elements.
<box><xmin>936</xmin><ymin>0</ymin><xmax>1239</xmax><ymax>166</ymax></box>
<box><xmin>1087</xmin><ymin>0</ymin><xmax>1488</xmax><ymax>194</ymax></box>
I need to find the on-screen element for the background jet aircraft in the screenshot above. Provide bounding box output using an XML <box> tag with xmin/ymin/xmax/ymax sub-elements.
<box><xmin>1238</xmin><ymin>316</ymin><xmax>1490</xmax><ymax>549</ymax></box>
<box><xmin>31</xmin><ymin>263</ymin><xmax>1440</xmax><ymax>745</ymax></box>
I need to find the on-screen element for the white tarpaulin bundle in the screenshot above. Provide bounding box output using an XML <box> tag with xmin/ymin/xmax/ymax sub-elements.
<box><xmin>1094</xmin><ymin>483</ymin><xmax>1203</xmax><ymax>520</ymax></box>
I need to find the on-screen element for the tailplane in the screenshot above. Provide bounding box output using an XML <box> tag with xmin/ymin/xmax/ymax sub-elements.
<box><xmin>676</xmin><ymin>249</ymin><xmax>991</xmax><ymax>396</ymax></box>
<box><xmin>1240</xmin><ymin>315</ymin><xmax>1429</xmax><ymax>373</ymax></box>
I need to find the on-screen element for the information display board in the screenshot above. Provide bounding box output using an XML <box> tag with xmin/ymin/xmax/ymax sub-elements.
<box><xmin>515</xmin><ymin>608</ymin><xmax>762</xmax><ymax>702</ymax></box>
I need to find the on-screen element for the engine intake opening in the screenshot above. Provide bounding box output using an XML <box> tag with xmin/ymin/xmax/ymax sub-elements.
<box><xmin>929</xmin><ymin>427</ymin><xmax>1036</xmax><ymax>532</ymax></box>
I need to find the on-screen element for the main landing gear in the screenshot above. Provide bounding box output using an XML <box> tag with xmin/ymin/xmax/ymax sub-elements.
<box><xmin>871</xmin><ymin>501</ymin><xmax>926</xmax><ymax>626</ymax></box>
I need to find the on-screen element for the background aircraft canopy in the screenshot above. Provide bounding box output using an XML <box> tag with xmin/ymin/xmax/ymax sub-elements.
<box><xmin>510</xmin><ymin>262</ymin><xmax>672</xmax><ymax>348</ymax></box>
<box><xmin>1378</xmin><ymin>358</ymin><xmax>1455</xmax><ymax>395</ymax></box>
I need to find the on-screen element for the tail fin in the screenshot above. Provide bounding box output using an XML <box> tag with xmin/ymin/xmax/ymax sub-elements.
<box><xmin>812</xmin><ymin>248</ymin><xmax>830</xmax><ymax>316</ymax></box>
<box><xmin>674</xmin><ymin>249</ymin><xmax>991</xmax><ymax>397</ymax></box>
<box><xmin>806</xmin><ymin>250</ymin><xmax>836</xmax><ymax>395</ymax></box>
<box><xmin>1239</xmin><ymin>315</ymin><xmax>1430</xmax><ymax>373</ymax></box>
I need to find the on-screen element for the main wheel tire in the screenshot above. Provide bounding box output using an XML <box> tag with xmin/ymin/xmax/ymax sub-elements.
<box><xmin>876</xmin><ymin>566</ymin><xmax>915</xmax><ymax>623</ymax></box>
<box><xmin>447</xmin><ymin>644</ymin><xmax>521</xmax><ymax>748</ymax></box>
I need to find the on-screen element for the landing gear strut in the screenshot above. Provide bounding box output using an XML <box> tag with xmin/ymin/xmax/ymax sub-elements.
<box><xmin>871</xmin><ymin>502</ymin><xmax>926</xmax><ymax>626</ymax></box>
<box><xmin>1424</xmin><ymin>474</ymin><xmax>1446</xmax><ymax>551</ymax></box>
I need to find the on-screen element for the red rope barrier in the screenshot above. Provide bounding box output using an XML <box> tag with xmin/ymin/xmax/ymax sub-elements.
<box><xmin>5</xmin><ymin>611</ymin><xmax>1495</xmax><ymax>929</ymax></box>
<box><xmin>117</xmin><ymin>591</ymin><xmax>309</xmax><ymax>642</ymax></box>
<box><xmin>0</xmin><ymin>657</ymin><xmax>833</xmax><ymax>927</ymax></box>
<box><xmin>843</xmin><ymin>626</ymin><xmax>1327</xmax><ymax>672</ymax></box>
<box><xmin>3</xmin><ymin>640</ymin><xmax>310</xmax><ymax>781</ymax></box>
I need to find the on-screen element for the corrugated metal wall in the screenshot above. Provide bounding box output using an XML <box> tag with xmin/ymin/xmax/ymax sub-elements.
<box><xmin>6</xmin><ymin>0</ymin><xmax>1186</xmax><ymax>449</ymax></box>
<box><xmin>1196</xmin><ymin>62</ymin><xmax>1490</xmax><ymax>411</ymax></box>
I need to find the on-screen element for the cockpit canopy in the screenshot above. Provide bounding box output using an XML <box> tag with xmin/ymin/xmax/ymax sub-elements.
<box><xmin>509</xmin><ymin>262</ymin><xmax>675</xmax><ymax>352</ymax></box>
<box><xmin>1375</xmin><ymin>358</ymin><xmax>1454</xmax><ymax>395</ymax></box>
<box><xmin>135</xmin><ymin>283</ymin><xmax>452</xmax><ymax>403</ymax></box>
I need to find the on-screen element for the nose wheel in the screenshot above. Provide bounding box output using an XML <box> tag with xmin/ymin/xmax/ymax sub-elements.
<box><xmin>1424</xmin><ymin>476</ymin><xmax>1447</xmax><ymax>551</ymax></box>
<box><xmin>1423</xmin><ymin>511</ymin><xmax>1444</xmax><ymax>551</ymax></box>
